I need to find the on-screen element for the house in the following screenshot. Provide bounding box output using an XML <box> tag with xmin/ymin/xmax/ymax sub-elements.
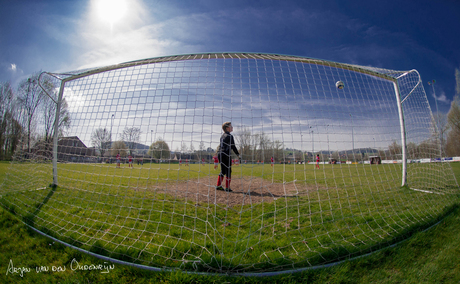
<box><xmin>58</xmin><ymin>136</ymin><xmax>95</xmax><ymax>162</ymax></box>
<box><xmin>30</xmin><ymin>139</ymin><xmax>53</xmax><ymax>161</ymax></box>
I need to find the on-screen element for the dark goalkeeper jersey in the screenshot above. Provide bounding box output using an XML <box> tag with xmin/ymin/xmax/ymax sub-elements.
<box><xmin>219</xmin><ymin>131</ymin><xmax>239</xmax><ymax>158</ymax></box>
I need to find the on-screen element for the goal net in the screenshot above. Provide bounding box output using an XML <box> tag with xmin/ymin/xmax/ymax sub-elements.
<box><xmin>1</xmin><ymin>53</ymin><xmax>459</xmax><ymax>275</ymax></box>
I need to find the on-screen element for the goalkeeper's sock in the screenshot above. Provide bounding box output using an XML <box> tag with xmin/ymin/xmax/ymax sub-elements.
<box><xmin>217</xmin><ymin>176</ymin><xmax>222</xmax><ymax>187</ymax></box>
<box><xmin>226</xmin><ymin>178</ymin><xmax>231</xmax><ymax>189</ymax></box>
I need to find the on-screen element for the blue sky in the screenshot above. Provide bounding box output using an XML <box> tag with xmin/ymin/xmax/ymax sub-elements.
<box><xmin>1</xmin><ymin>0</ymin><xmax>459</xmax><ymax>114</ymax></box>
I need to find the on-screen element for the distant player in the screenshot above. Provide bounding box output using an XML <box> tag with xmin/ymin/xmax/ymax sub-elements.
<box><xmin>271</xmin><ymin>156</ymin><xmax>274</xmax><ymax>167</ymax></box>
<box><xmin>128</xmin><ymin>155</ymin><xmax>133</xmax><ymax>168</ymax></box>
<box><xmin>202</xmin><ymin>158</ymin><xmax>205</xmax><ymax>165</ymax></box>
<box><xmin>116</xmin><ymin>153</ymin><xmax>121</xmax><ymax>168</ymax></box>
<box><xmin>185</xmin><ymin>159</ymin><xmax>189</xmax><ymax>166</ymax></box>
<box><xmin>179</xmin><ymin>159</ymin><xmax>182</xmax><ymax>166</ymax></box>
<box><xmin>213</xmin><ymin>155</ymin><xmax>219</xmax><ymax>170</ymax></box>
<box><xmin>216</xmin><ymin>122</ymin><xmax>240</xmax><ymax>192</ymax></box>
<box><xmin>316</xmin><ymin>154</ymin><xmax>320</xmax><ymax>169</ymax></box>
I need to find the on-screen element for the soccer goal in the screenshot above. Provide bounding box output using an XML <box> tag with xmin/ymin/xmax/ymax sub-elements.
<box><xmin>1</xmin><ymin>53</ymin><xmax>459</xmax><ymax>275</ymax></box>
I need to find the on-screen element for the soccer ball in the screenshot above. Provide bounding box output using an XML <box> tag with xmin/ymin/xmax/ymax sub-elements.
<box><xmin>336</xmin><ymin>81</ymin><xmax>344</xmax><ymax>89</ymax></box>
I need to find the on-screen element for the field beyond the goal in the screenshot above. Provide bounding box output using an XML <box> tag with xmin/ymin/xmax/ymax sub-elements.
<box><xmin>0</xmin><ymin>161</ymin><xmax>458</xmax><ymax>273</ymax></box>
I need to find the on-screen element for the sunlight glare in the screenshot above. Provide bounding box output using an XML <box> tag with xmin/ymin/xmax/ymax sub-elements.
<box><xmin>95</xmin><ymin>0</ymin><xmax>127</xmax><ymax>26</ymax></box>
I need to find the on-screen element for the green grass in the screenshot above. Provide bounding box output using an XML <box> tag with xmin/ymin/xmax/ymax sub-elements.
<box><xmin>0</xmin><ymin>161</ymin><xmax>459</xmax><ymax>282</ymax></box>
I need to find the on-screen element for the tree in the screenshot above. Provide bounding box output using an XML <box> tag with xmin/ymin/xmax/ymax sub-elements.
<box><xmin>431</xmin><ymin>112</ymin><xmax>449</xmax><ymax>156</ymax></box>
<box><xmin>43</xmin><ymin>97</ymin><xmax>71</xmax><ymax>143</ymax></box>
<box><xmin>181</xmin><ymin>142</ymin><xmax>188</xmax><ymax>154</ymax></box>
<box><xmin>330</xmin><ymin>151</ymin><xmax>339</xmax><ymax>160</ymax></box>
<box><xmin>406</xmin><ymin>142</ymin><xmax>418</xmax><ymax>159</ymax></box>
<box><xmin>445</xmin><ymin>68</ymin><xmax>460</xmax><ymax>156</ymax></box>
<box><xmin>388</xmin><ymin>141</ymin><xmax>402</xmax><ymax>159</ymax></box>
<box><xmin>272</xmin><ymin>140</ymin><xmax>284</xmax><ymax>162</ymax></box>
<box><xmin>456</xmin><ymin>68</ymin><xmax>460</xmax><ymax>95</ymax></box>
<box><xmin>446</xmin><ymin>95</ymin><xmax>460</xmax><ymax>156</ymax></box>
<box><xmin>199</xmin><ymin>141</ymin><xmax>205</xmax><ymax>152</ymax></box>
<box><xmin>447</xmin><ymin>95</ymin><xmax>460</xmax><ymax>134</ymax></box>
<box><xmin>196</xmin><ymin>141</ymin><xmax>206</xmax><ymax>160</ymax></box>
<box><xmin>417</xmin><ymin>139</ymin><xmax>437</xmax><ymax>158</ymax></box>
<box><xmin>121</xmin><ymin>127</ymin><xmax>141</xmax><ymax>155</ymax></box>
<box><xmin>0</xmin><ymin>110</ymin><xmax>22</xmax><ymax>160</ymax></box>
<box><xmin>5</xmin><ymin>113</ymin><xmax>22</xmax><ymax>157</ymax></box>
<box><xmin>255</xmin><ymin>132</ymin><xmax>272</xmax><ymax>162</ymax></box>
<box><xmin>189</xmin><ymin>142</ymin><xmax>196</xmax><ymax>160</ymax></box>
<box><xmin>110</xmin><ymin>140</ymin><xmax>128</xmax><ymax>157</ymax></box>
<box><xmin>17</xmin><ymin>73</ymin><xmax>52</xmax><ymax>153</ymax></box>
<box><xmin>446</xmin><ymin>129</ymin><xmax>460</xmax><ymax>156</ymax></box>
<box><xmin>0</xmin><ymin>81</ymin><xmax>17</xmax><ymax>159</ymax></box>
<box><xmin>235</xmin><ymin>126</ymin><xmax>252</xmax><ymax>160</ymax></box>
<box><xmin>235</xmin><ymin>127</ymin><xmax>284</xmax><ymax>162</ymax></box>
<box><xmin>91</xmin><ymin>128</ymin><xmax>111</xmax><ymax>158</ymax></box>
<box><xmin>149</xmin><ymin>139</ymin><xmax>170</xmax><ymax>160</ymax></box>
<box><xmin>378</xmin><ymin>150</ymin><xmax>386</xmax><ymax>159</ymax></box>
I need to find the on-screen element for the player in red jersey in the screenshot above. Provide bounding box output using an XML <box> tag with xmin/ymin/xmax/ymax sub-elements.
<box><xmin>128</xmin><ymin>155</ymin><xmax>133</xmax><ymax>168</ymax></box>
<box><xmin>316</xmin><ymin>154</ymin><xmax>320</xmax><ymax>169</ymax></box>
<box><xmin>213</xmin><ymin>155</ymin><xmax>219</xmax><ymax>170</ymax></box>
<box><xmin>116</xmin><ymin>153</ymin><xmax>121</xmax><ymax>168</ymax></box>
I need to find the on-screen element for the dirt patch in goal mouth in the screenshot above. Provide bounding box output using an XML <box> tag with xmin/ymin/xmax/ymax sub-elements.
<box><xmin>151</xmin><ymin>177</ymin><xmax>318</xmax><ymax>207</ymax></box>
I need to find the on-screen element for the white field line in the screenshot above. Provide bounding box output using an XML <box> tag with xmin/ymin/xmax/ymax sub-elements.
<box><xmin>410</xmin><ymin>188</ymin><xmax>444</xmax><ymax>195</ymax></box>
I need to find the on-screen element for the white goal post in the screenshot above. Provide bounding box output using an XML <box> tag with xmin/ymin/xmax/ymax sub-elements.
<box><xmin>1</xmin><ymin>53</ymin><xmax>459</xmax><ymax>275</ymax></box>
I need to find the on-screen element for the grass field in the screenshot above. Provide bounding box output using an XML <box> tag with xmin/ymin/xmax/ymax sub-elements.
<box><xmin>0</xmin><ymin>161</ymin><xmax>459</xmax><ymax>282</ymax></box>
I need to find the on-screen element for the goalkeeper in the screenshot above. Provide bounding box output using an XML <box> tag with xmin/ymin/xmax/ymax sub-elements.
<box><xmin>216</xmin><ymin>122</ymin><xmax>240</xmax><ymax>192</ymax></box>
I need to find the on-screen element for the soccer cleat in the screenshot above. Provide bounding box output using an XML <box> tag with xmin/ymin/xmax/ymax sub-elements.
<box><xmin>224</xmin><ymin>188</ymin><xmax>233</xmax><ymax>192</ymax></box>
<box><xmin>216</xmin><ymin>186</ymin><xmax>224</xmax><ymax>191</ymax></box>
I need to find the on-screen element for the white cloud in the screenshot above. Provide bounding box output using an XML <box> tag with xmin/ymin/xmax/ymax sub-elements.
<box><xmin>433</xmin><ymin>91</ymin><xmax>450</xmax><ymax>104</ymax></box>
<box><xmin>1</xmin><ymin>62</ymin><xmax>24</xmax><ymax>86</ymax></box>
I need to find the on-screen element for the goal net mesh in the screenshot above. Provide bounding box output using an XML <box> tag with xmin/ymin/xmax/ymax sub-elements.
<box><xmin>1</xmin><ymin>53</ymin><xmax>459</xmax><ymax>275</ymax></box>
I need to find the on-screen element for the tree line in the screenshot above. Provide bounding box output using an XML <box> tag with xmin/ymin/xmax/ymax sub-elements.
<box><xmin>235</xmin><ymin>126</ymin><xmax>284</xmax><ymax>162</ymax></box>
<box><xmin>91</xmin><ymin>126</ymin><xmax>173</xmax><ymax>160</ymax></box>
<box><xmin>89</xmin><ymin>125</ymin><xmax>285</xmax><ymax>163</ymax></box>
<box><xmin>432</xmin><ymin>68</ymin><xmax>460</xmax><ymax>157</ymax></box>
<box><xmin>0</xmin><ymin>73</ymin><xmax>71</xmax><ymax>160</ymax></box>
